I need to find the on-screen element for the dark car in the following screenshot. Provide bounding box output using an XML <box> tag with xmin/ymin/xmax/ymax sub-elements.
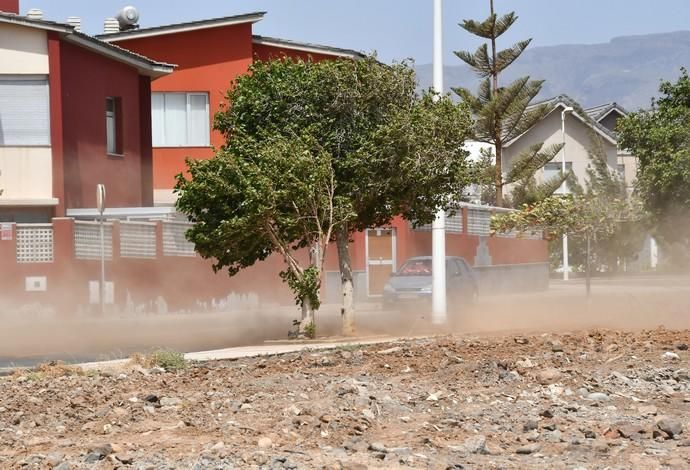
<box><xmin>383</xmin><ymin>256</ymin><xmax>478</xmax><ymax>305</ymax></box>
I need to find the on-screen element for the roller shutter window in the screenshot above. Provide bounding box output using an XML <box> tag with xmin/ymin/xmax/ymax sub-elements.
<box><xmin>0</xmin><ymin>76</ymin><xmax>50</xmax><ymax>146</ymax></box>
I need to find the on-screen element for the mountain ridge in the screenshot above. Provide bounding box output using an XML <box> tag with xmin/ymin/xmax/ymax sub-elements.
<box><xmin>415</xmin><ymin>31</ymin><xmax>690</xmax><ymax>110</ymax></box>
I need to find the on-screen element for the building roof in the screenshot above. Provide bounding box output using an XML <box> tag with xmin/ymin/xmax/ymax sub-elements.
<box><xmin>504</xmin><ymin>94</ymin><xmax>618</xmax><ymax>147</ymax></box>
<box><xmin>252</xmin><ymin>35</ymin><xmax>366</xmax><ymax>59</ymax></box>
<box><xmin>97</xmin><ymin>12</ymin><xmax>266</xmax><ymax>42</ymax></box>
<box><xmin>584</xmin><ymin>102</ymin><xmax>629</xmax><ymax>122</ymax></box>
<box><xmin>0</xmin><ymin>12</ymin><xmax>175</xmax><ymax>78</ymax></box>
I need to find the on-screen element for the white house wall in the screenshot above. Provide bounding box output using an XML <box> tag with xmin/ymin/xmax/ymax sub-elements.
<box><xmin>0</xmin><ymin>147</ymin><xmax>53</xmax><ymax>200</ymax></box>
<box><xmin>502</xmin><ymin>111</ymin><xmax>618</xmax><ymax>190</ymax></box>
<box><xmin>0</xmin><ymin>24</ymin><xmax>49</xmax><ymax>74</ymax></box>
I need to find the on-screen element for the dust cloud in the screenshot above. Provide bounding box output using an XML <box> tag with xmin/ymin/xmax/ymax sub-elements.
<box><xmin>2</xmin><ymin>274</ymin><xmax>690</xmax><ymax>367</ymax></box>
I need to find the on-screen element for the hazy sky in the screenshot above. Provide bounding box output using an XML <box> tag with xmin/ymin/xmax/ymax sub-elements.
<box><xmin>23</xmin><ymin>0</ymin><xmax>690</xmax><ymax>64</ymax></box>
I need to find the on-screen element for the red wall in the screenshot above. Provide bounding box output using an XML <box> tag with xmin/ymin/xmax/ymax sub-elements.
<box><xmin>111</xmin><ymin>24</ymin><xmax>255</xmax><ymax>191</ymax></box>
<box><xmin>0</xmin><ymin>0</ymin><xmax>18</xmax><ymax>13</ymax></box>
<box><xmin>253</xmin><ymin>43</ymin><xmax>336</xmax><ymax>63</ymax></box>
<box><xmin>59</xmin><ymin>41</ymin><xmax>149</xmax><ymax>209</ymax></box>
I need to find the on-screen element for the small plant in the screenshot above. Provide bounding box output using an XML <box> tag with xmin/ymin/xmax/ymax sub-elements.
<box><xmin>303</xmin><ymin>322</ymin><xmax>316</xmax><ymax>340</ymax></box>
<box><xmin>131</xmin><ymin>349</ymin><xmax>187</xmax><ymax>371</ymax></box>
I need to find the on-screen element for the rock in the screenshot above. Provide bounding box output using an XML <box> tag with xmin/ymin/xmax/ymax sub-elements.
<box><xmin>550</xmin><ymin>340</ymin><xmax>564</xmax><ymax>353</ymax></box>
<box><xmin>286</xmin><ymin>404</ymin><xmax>302</xmax><ymax>416</ymax></box>
<box><xmin>160</xmin><ymin>397</ymin><xmax>182</xmax><ymax>407</ymax></box>
<box><xmin>537</xmin><ymin>368</ymin><xmax>562</xmax><ymax>385</ymax></box>
<box><xmin>339</xmin><ymin>463</ymin><xmax>368</xmax><ymax>470</ymax></box>
<box><xmin>515</xmin><ymin>443</ymin><xmax>541</xmax><ymax>454</ymax></box>
<box><xmin>426</xmin><ymin>393</ymin><xmax>439</xmax><ymax>402</ymax></box>
<box><xmin>677</xmin><ymin>343</ymin><xmax>689</xmax><ymax>351</ymax></box>
<box><xmin>546</xmin><ymin>430</ymin><xmax>563</xmax><ymax>443</ymax></box>
<box><xmin>116</xmin><ymin>454</ymin><xmax>135</xmax><ymax>465</ymax></box>
<box><xmin>514</xmin><ymin>337</ymin><xmax>529</xmax><ymax>345</ymax></box>
<box><xmin>46</xmin><ymin>452</ymin><xmax>65</xmax><ymax>467</ymax></box>
<box><xmin>362</xmin><ymin>409</ymin><xmax>375</xmax><ymax>420</ymax></box>
<box><xmin>516</xmin><ymin>358</ymin><xmax>534</xmax><ymax>369</ymax></box>
<box><xmin>586</xmin><ymin>392</ymin><xmax>610</xmax><ymax>402</ymax></box>
<box><xmin>663</xmin><ymin>352</ymin><xmax>680</xmax><ymax>361</ymax></box>
<box><xmin>368</xmin><ymin>442</ymin><xmax>388</xmax><ymax>453</ymax></box>
<box><xmin>618</xmin><ymin>423</ymin><xmax>646</xmax><ymax>439</ymax></box>
<box><xmin>462</xmin><ymin>435</ymin><xmax>487</xmax><ymax>454</ymax></box>
<box><xmin>257</xmin><ymin>437</ymin><xmax>272</xmax><ymax>449</ymax></box>
<box><xmin>638</xmin><ymin>405</ymin><xmax>658</xmax><ymax>416</ymax></box>
<box><xmin>54</xmin><ymin>463</ymin><xmax>71</xmax><ymax>470</ymax></box>
<box><xmin>144</xmin><ymin>394</ymin><xmax>159</xmax><ymax>403</ymax></box>
<box><xmin>377</xmin><ymin>347</ymin><xmax>402</xmax><ymax>355</ymax></box>
<box><xmin>523</xmin><ymin>420</ymin><xmax>539</xmax><ymax>432</ymax></box>
<box><xmin>240</xmin><ymin>403</ymin><xmax>253</xmax><ymax>411</ymax></box>
<box><xmin>678</xmin><ymin>439</ymin><xmax>690</xmax><ymax>447</ymax></box>
<box><xmin>656</xmin><ymin>417</ymin><xmax>683</xmax><ymax>437</ymax></box>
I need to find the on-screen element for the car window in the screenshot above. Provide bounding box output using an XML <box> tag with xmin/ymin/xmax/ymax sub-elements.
<box><xmin>398</xmin><ymin>259</ymin><xmax>432</xmax><ymax>276</ymax></box>
<box><xmin>448</xmin><ymin>259</ymin><xmax>462</xmax><ymax>276</ymax></box>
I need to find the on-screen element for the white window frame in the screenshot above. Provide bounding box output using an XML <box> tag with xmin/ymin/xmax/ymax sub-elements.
<box><xmin>543</xmin><ymin>162</ymin><xmax>572</xmax><ymax>181</ymax></box>
<box><xmin>152</xmin><ymin>92</ymin><xmax>210</xmax><ymax>148</ymax></box>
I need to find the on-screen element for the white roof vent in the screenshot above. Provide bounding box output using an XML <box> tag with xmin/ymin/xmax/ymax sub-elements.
<box><xmin>116</xmin><ymin>6</ymin><xmax>140</xmax><ymax>31</ymax></box>
<box><xmin>104</xmin><ymin>17</ymin><xmax>120</xmax><ymax>34</ymax></box>
<box><xmin>26</xmin><ymin>8</ymin><xmax>43</xmax><ymax>20</ymax></box>
<box><xmin>66</xmin><ymin>16</ymin><xmax>81</xmax><ymax>32</ymax></box>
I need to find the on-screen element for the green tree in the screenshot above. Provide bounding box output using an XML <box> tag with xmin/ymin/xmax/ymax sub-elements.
<box><xmin>176</xmin><ymin>133</ymin><xmax>351</xmax><ymax>337</ymax></box>
<box><xmin>454</xmin><ymin>0</ymin><xmax>563</xmax><ymax>207</ymax></box>
<box><xmin>492</xmin><ymin>190</ymin><xmax>642</xmax><ymax>295</ymax></box>
<box><xmin>181</xmin><ymin>56</ymin><xmax>474</xmax><ymax>335</ymax></box>
<box><xmin>618</xmin><ymin>68</ymin><xmax>690</xmax><ymax>267</ymax></box>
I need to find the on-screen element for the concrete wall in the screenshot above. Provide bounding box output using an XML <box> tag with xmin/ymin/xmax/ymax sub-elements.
<box><xmin>503</xmin><ymin>110</ymin><xmax>618</xmax><ymax>189</ymax></box>
<box><xmin>0</xmin><ymin>23</ymin><xmax>49</xmax><ymax>74</ymax></box>
<box><xmin>0</xmin><ymin>147</ymin><xmax>53</xmax><ymax>199</ymax></box>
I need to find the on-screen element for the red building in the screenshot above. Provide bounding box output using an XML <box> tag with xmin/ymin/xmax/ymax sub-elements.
<box><xmin>98</xmin><ymin>13</ymin><xmax>364</xmax><ymax>206</ymax></box>
<box><xmin>0</xmin><ymin>4</ymin><xmax>173</xmax><ymax>222</ymax></box>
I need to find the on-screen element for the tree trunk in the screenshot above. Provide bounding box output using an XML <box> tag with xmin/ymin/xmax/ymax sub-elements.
<box><xmin>336</xmin><ymin>227</ymin><xmax>356</xmax><ymax>336</ymax></box>
<box><xmin>489</xmin><ymin>0</ymin><xmax>504</xmax><ymax>207</ymax></box>
<box><xmin>300</xmin><ymin>297</ymin><xmax>315</xmax><ymax>338</ymax></box>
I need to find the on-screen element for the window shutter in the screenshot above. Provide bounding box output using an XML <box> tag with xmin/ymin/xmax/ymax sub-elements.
<box><xmin>0</xmin><ymin>78</ymin><xmax>50</xmax><ymax>146</ymax></box>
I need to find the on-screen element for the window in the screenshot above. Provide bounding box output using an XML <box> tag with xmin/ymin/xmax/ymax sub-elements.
<box><xmin>105</xmin><ymin>97</ymin><xmax>122</xmax><ymax>155</ymax></box>
<box><xmin>0</xmin><ymin>76</ymin><xmax>50</xmax><ymax>146</ymax></box>
<box><xmin>152</xmin><ymin>92</ymin><xmax>210</xmax><ymax>147</ymax></box>
<box><xmin>617</xmin><ymin>163</ymin><xmax>625</xmax><ymax>180</ymax></box>
<box><xmin>543</xmin><ymin>162</ymin><xmax>572</xmax><ymax>181</ymax></box>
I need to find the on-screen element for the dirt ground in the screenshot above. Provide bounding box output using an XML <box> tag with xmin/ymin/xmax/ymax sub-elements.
<box><xmin>2</xmin><ymin>328</ymin><xmax>690</xmax><ymax>469</ymax></box>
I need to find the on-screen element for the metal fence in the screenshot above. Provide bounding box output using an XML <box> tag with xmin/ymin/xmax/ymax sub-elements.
<box><xmin>162</xmin><ymin>221</ymin><xmax>196</xmax><ymax>257</ymax></box>
<box><xmin>411</xmin><ymin>211</ymin><xmax>463</xmax><ymax>233</ymax></box>
<box><xmin>467</xmin><ymin>208</ymin><xmax>492</xmax><ymax>236</ymax></box>
<box><xmin>120</xmin><ymin>221</ymin><xmax>157</xmax><ymax>259</ymax></box>
<box><xmin>16</xmin><ymin>224</ymin><xmax>53</xmax><ymax>263</ymax></box>
<box><xmin>74</xmin><ymin>220</ymin><xmax>113</xmax><ymax>260</ymax></box>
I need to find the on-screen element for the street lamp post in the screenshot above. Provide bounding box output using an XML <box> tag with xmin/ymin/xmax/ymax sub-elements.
<box><xmin>431</xmin><ymin>0</ymin><xmax>447</xmax><ymax>324</ymax></box>
<box><xmin>560</xmin><ymin>107</ymin><xmax>573</xmax><ymax>281</ymax></box>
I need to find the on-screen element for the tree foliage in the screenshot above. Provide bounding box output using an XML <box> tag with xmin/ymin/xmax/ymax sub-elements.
<box><xmin>177</xmin><ymin>56</ymin><xmax>474</xmax><ymax>335</ymax></box>
<box><xmin>618</xmin><ymin>68</ymin><xmax>690</xmax><ymax>265</ymax></box>
<box><xmin>454</xmin><ymin>0</ymin><xmax>560</xmax><ymax>206</ymax></box>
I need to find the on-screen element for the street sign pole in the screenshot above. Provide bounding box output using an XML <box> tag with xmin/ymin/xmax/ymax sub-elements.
<box><xmin>97</xmin><ymin>184</ymin><xmax>106</xmax><ymax>315</ymax></box>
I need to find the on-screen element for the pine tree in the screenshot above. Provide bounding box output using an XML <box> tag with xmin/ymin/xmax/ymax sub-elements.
<box><xmin>454</xmin><ymin>0</ymin><xmax>564</xmax><ymax>207</ymax></box>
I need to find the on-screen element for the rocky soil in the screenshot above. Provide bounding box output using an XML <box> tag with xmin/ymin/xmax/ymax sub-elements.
<box><xmin>2</xmin><ymin>328</ymin><xmax>690</xmax><ymax>469</ymax></box>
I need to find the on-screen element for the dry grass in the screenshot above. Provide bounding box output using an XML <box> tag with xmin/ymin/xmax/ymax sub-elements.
<box><xmin>12</xmin><ymin>361</ymin><xmax>83</xmax><ymax>381</ymax></box>
<box><xmin>130</xmin><ymin>349</ymin><xmax>187</xmax><ymax>371</ymax></box>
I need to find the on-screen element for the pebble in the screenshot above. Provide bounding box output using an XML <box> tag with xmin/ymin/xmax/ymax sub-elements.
<box><xmin>462</xmin><ymin>435</ymin><xmax>487</xmax><ymax>454</ymax></box>
<box><xmin>257</xmin><ymin>437</ymin><xmax>272</xmax><ymax>449</ymax></box>
<box><xmin>537</xmin><ymin>368</ymin><xmax>562</xmax><ymax>385</ymax></box>
<box><xmin>586</xmin><ymin>392</ymin><xmax>610</xmax><ymax>402</ymax></box>
<box><xmin>368</xmin><ymin>442</ymin><xmax>388</xmax><ymax>453</ymax></box>
<box><xmin>160</xmin><ymin>397</ymin><xmax>182</xmax><ymax>407</ymax></box>
<box><xmin>515</xmin><ymin>443</ymin><xmax>541</xmax><ymax>455</ymax></box>
<box><xmin>663</xmin><ymin>352</ymin><xmax>680</xmax><ymax>361</ymax></box>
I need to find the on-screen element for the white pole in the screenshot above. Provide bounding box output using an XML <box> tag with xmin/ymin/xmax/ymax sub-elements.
<box><xmin>431</xmin><ymin>0</ymin><xmax>447</xmax><ymax>324</ymax></box>
<box><xmin>560</xmin><ymin>108</ymin><xmax>572</xmax><ymax>281</ymax></box>
<box><xmin>97</xmin><ymin>184</ymin><xmax>106</xmax><ymax>315</ymax></box>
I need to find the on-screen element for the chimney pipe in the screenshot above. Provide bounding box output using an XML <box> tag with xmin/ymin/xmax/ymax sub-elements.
<box><xmin>0</xmin><ymin>0</ymin><xmax>19</xmax><ymax>14</ymax></box>
<box><xmin>103</xmin><ymin>17</ymin><xmax>119</xmax><ymax>34</ymax></box>
<box><xmin>26</xmin><ymin>7</ymin><xmax>43</xmax><ymax>20</ymax></box>
<box><xmin>66</xmin><ymin>16</ymin><xmax>81</xmax><ymax>32</ymax></box>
